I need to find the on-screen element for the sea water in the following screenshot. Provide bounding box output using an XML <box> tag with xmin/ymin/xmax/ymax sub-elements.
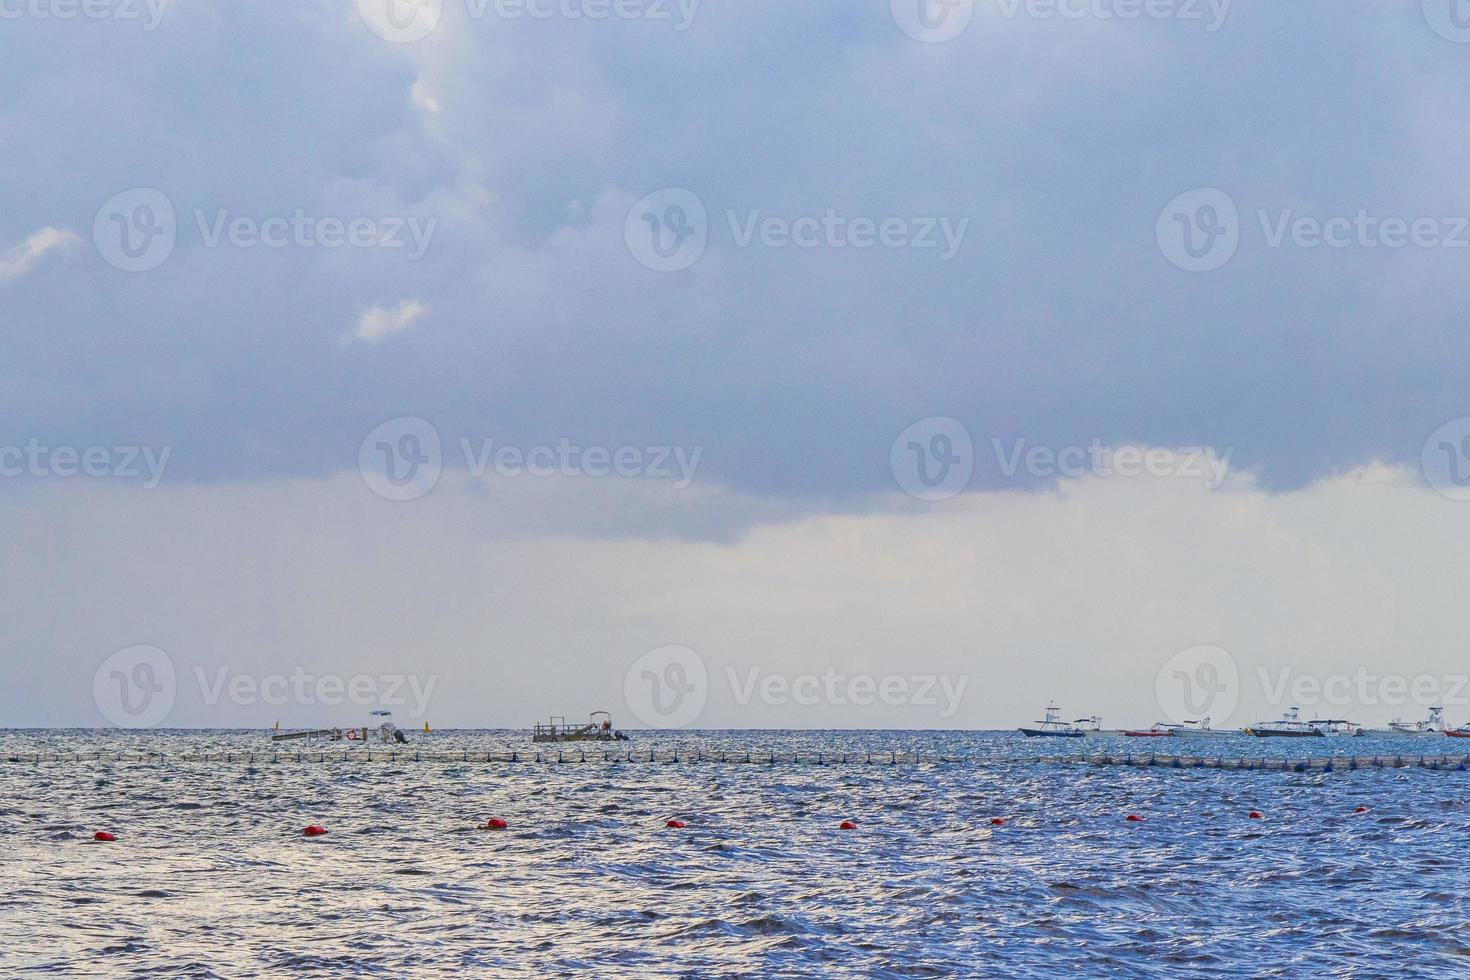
<box><xmin>4</xmin><ymin>730</ymin><xmax>1469</xmax><ymax>977</ymax></box>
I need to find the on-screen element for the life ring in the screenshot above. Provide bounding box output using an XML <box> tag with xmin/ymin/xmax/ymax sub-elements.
<box><xmin>346</xmin><ymin>729</ymin><xmax>360</xmax><ymax>741</ymax></box>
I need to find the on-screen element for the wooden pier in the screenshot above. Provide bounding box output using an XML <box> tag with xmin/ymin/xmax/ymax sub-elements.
<box><xmin>4</xmin><ymin>749</ymin><xmax>1470</xmax><ymax>770</ymax></box>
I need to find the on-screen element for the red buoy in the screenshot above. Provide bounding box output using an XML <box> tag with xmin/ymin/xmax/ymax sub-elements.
<box><xmin>483</xmin><ymin>818</ymin><xmax>508</xmax><ymax>831</ymax></box>
<box><xmin>839</xmin><ymin>820</ymin><xmax>858</xmax><ymax>830</ymax></box>
<box><xmin>93</xmin><ymin>831</ymin><xmax>116</xmax><ymax>842</ymax></box>
<box><xmin>1248</xmin><ymin>811</ymin><xmax>1263</xmax><ymax>820</ymax></box>
<box><xmin>665</xmin><ymin>819</ymin><xmax>686</xmax><ymax>829</ymax></box>
<box><xmin>1125</xmin><ymin>814</ymin><xmax>1144</xmax><ymax>822</ymax></box>
<box><xmin>989</xmin><ymin>818</ymin><xmax>1006</xmax><ymax>827</ymax></box>
<box><xmin>303</xmin><ymin>825</ymin><xmax>328</xmax><ymax>837</ymax></box>
<box><xmin>1354</xmin><ymin>806</ymin><xmax>1369</xmax><ymax>814</ymax></box>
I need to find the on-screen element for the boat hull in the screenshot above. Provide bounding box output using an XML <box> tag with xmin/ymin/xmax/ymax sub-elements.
<box><xmin>1243</xmin><ymin>727</ymin><xmax>1324</xmax><ymax>738</ymax></box>
<box><xmin>1018</xmin><ymin>728</ymin><xmax>1086</xmax><ymax>739</ymax></box>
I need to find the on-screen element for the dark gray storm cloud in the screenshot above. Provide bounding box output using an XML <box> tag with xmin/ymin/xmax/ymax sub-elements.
<box><xmin>3</xmin><ymin>0</ymin><xmax>1468</xmax><ymax>500</ymax></box>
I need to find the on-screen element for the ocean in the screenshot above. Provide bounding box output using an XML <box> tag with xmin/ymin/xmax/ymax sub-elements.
<box><xmin>5</xmin><ymin>729</ymin><xmax>1470</xmax><ymax>977</ymax></box>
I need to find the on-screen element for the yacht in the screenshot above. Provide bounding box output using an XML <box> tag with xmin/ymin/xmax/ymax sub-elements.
<box><xmin>1161</xmin><ymin>717</ymin><xmax>1231</xmax><ymax>737</ymax></box>
<box><xmin>1244</xmin><ymin>707</ymin><xmax>1324</xmax><ymax>738</ymax></box>
<box><xmin>1309</xmin><ymin>718</ymin><xmax>1366</xmax><ymax>738</ymax></box>
<box><xmin>1387</xmin><ymin>707</ymin><xmax>1446</xmax><ymax>735</ymax></box>
<box><xmin>1075</xmin><ymin>715</ymin><xmax>1104</xmax><ymax>736</ymax></box>
<box><xmin>1019</xmin><ymin>703</ymin><xmax>1090</xmax><ymax>738</ymax></box>
<box><xmin>1122</xmin><ymin>724</ymin><xmax>1174</xmax><ymax>738</ymax></box>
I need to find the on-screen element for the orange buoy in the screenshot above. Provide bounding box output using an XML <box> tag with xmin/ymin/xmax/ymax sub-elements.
<box><xmin>93</xmin><ymin>831</ymin><xmax>116</xmax><ymax>842</ymax></box>
<box><xmin>989</xmin><ymin>818</ymin><xmax>1006</xmax><ymax>827</ymax></box>
<box><xmin>483</xmin><ymin>818</ymin><xmax>508</xmax><ymax>831</ymax></box>
<box><xmin>1124</xmin><ymin>814</ymin><xmax>1144</xmax><ymax>822</ymax></box>
<box><xmin>303</xmin><ymin>825</ymin><xmax>328</xmax><ymax>837</ymax></box>
<box><xmin>839</xmin><ymin>820</ymin><xmax>858</xmax><ymax>830</ymax></box>
<box><xmin>1248</xmin><ymin>811</ymin><xmax>1263</xmax><ymax>820</ymax></box>
<box><xmin>665</xmin><ymin>819</ymin><xmax>686</xmax><ymax>829</ymax></box>
<box><xmin>1354</xmin><ymin>806</ymin><xmax>1369</xmax><ymax>814</ymax></box>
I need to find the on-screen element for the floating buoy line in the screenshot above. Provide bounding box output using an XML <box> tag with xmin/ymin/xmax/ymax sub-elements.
<box><xmin>83</xmin><ymin>809</ymin><xmax>1386</xmax><ymax>845</ymax></box>
<box><xmin>7</xmin><ymin>749</ymin><xmax>1470</xmax><ymax>771</ymax></box>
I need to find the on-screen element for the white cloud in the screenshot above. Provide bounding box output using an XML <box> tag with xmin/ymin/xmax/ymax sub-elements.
<box><xmin>411</xmin><ymin>77</ymin><xmax>441</xmax><ymax>115</ymax></box>
<box><xmin>344</xmin><ymin>299</ymin><xmax>430</xmax><ymax>346</ymax></box>
<box><xmin>0</xmin><ymin>227</ymin><xmax>79</xmax><ymax>282</ymax></box>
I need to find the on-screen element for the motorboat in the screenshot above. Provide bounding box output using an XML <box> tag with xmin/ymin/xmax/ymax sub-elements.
<box><xmin>1387</xmin><ymin>707</ymin><xmax>1446</xmax><ymax>735</ymax></box>
<box><xmin>1309</xmin><ymin>718</ymin><xmax>1366</xmax><ymax>738</ymax></box>
<box><xmin>1122</xmin><ymin>724</ymin><xmax>1175</xmax><ymax>738</ymax></box>
<box><xmin>270</xmin><ymin>709</ymin><xmax>408</xmax><ymax>744</ymax></box>
<box><xmin>1160</xmin><ymin>717</ymin><xmax>1231</xmax><ymax>737</ymax></box>
<box><xmin>1019</xmin><ymin>703</ymin><xmax>1091</xmax><ymax>738</ymax></box>
<box><xmin>1244</xmin><ymin>707</ymin><xmax>1324</xmax><ymax>738</ymax></box>
<box><xmin>532</xmin><ymin>710</ymin><xmax>629</xmax><ymax>743</ymax></box>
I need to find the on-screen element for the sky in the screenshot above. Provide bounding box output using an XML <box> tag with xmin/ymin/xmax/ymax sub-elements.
<box><xmin>4</xmin><ymin>0</ymin><xmax>1470</xmax><ymax>730</ymax></box>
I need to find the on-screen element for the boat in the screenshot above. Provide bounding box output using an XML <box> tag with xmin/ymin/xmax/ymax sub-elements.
<box><xmin>1122</xmin><ymin>724</ymin><xmax>1175</xmax><ymax>738</ymax></box>
<box><xmin>1243</xmin><ymin>707</ymin><xmax>1324</xmax><ymax>738</ymax></box>
<box><xmin>1160</xmin><ymin>717</ymin><xmax>1231</xmax><ymax>737</ymax></box>
<box><xmin>1309</xmin><ymin>718</ymin><xmax>1366</xmax><ymax>738</ymax></box>
<box><xmin>1447</xmin><ymin>727</ymin><xmax>1470</xmax><ymax>739</ymax></box>
<box><xmin>1387</xmin><ymin>707</ymin><xmax>1446</xmax><ymax>735</ymax></box>
<box><xmin>270</xmin><ymin>710</ymin><xmax>408</xmax><ymax>744</ymax></box>
<box><xmin>370</xmin><ymin>709</ymin><xmax>410</xmax><ymax>743</ymax></box>
<box><xmin>532</xmin><ymin>710</ymin><xmax>629</xmax><ymax>743</ymax></box>
<box><xmin>1019</xmin><ymin>703</ymin><xmax>1091</xmax><ymax>738</ymax></box>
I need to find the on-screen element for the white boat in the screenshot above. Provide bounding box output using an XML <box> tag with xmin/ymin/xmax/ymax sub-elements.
<box><xmin>1386</xmin><ymin>706</ymin><xmax>1446</xmax><ymax>735</ymax></box>
<box><xmin>1308</xmin><ymin>718</ymin><xmax>1366</xmax><ymax>738</ymax></box>
<box><xmin>270</xmin><ymin>712</ymin><xmax>408</xmax><ymax>744</ymax></box>
<box><xmin>1019</xmin><ymin>703</ymin><xmax>1092</xmax><ymax>739</ymax></box>
<box><xmin>1160</xmin><ymin>717</ymin><xmax>1232</xmax><ymax>737</ymax></box>
<box><xmin>1244</xmin><ymin>707</ymin><xmax>1326</xmax><ymax>738</ymax></box>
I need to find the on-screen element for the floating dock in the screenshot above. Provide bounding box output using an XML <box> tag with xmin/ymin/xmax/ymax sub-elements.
<box><xmin>4</xmin><ymin>749</ymin><xmax>1470</xmax><ymax>770</ymax></box>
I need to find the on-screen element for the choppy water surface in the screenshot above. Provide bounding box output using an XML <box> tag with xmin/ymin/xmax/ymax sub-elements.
<box><xmin>5</xmin><ymin>731</ymin><xmax>1470</xmax><ymax>978</ymax></box>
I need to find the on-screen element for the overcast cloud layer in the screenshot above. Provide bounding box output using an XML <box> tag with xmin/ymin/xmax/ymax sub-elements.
<box><xmin>5</xmin><ymin>2</ymin><xmax>1470</xmax><ymax>494</ymax></box>
<box><xmin>5</xmin><ymin>2</ymin><xmax>1470</xmax><ymax>726</ymax></box>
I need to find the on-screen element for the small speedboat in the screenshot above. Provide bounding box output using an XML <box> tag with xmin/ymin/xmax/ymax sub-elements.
<box><xmin>1075</xmin><ymin>716</ymin><xmax>1104</xmax><ymax>736</ymax></box>
<box><xmin>1244</xmin><ymin>707</ymin><xmax>1323</xmax><ymax>738</ymax></box>
<box><xmin>1161</xmin><ymin>717</ymin><xmax>1231</xmax><ymax>737</ymax></box>
<box><xmin>1446</xmin><ymin>727</ymin><xmax>1470</xmax><ymax>739</ymax></box>
<box><xmin>1309</xmin><ymin>718</ymin><xmax>1366</xmax><ymax>738</ymax></box>
<box><xmin>1122</xmin><ymin>724</ymin><xmax>1175</xmax><ymax>738</ymax></box>
<box><xmin>1387</xmin><ymin>707</ymin><xmax>1446</xmax><ymax>735</ymax></box>
<box><xmin>1019</xmin><ymin>703</ymin><xmax>1091</xmax><ymax>738</ymax></box>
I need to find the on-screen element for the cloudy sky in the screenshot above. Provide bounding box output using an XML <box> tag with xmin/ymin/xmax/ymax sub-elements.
<box><xmin>5</xmin><ymin>0</ymin><xmax>1470</xmax><ymax>730</ymax></box>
